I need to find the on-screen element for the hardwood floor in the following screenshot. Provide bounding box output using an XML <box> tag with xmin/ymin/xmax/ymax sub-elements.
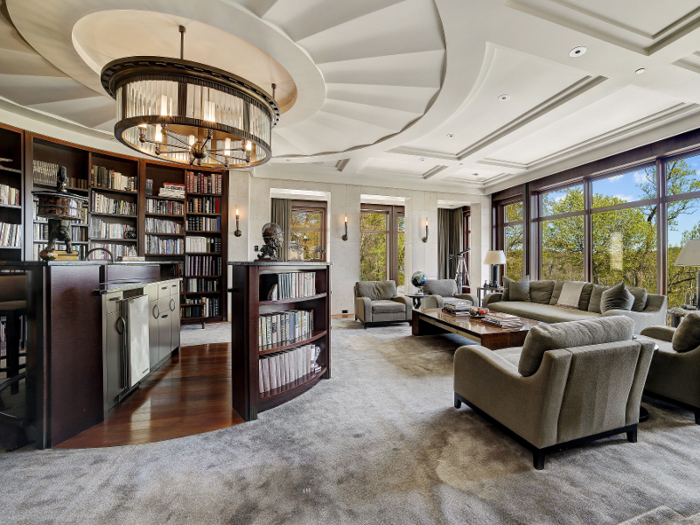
<box><xmin>56</xmin><ymin>343</ymin><xmax>244</xmax><ymax>449</ymax></box>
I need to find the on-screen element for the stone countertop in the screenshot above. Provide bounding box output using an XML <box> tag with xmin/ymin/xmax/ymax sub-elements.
<box><xmin>96</xmin><ymin>277</ymin><xmax>182</xmax><ymax>295</ymax></box>
<box><xmin>0</xmin><ymin>261</ymin><xmax>181</xmax><ymax>267</ymax></box>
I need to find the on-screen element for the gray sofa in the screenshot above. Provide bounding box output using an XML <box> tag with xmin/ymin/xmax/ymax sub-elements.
<box><xmin>640</xmin><ymin>313</ymin><xmax>700</xmax><ymax>424</ymax></box>
<box><xmin>483</xmin><ymin>279</ymin><xmax>667</xmax><ymax>334</ymax></box>
<box><xmin>420</xmin><ymin>279</ymin><xmax>476</xmax><ymax>310</ymax></box>
<box><xmin>454</xmin><ymin>316</ymin><xmax>655</xmax><ymax>469</ymax></box>
<box><xmin>354</xmin><ymin>280</ymin><xmax>412</xmax><ymax>328</ymax></box>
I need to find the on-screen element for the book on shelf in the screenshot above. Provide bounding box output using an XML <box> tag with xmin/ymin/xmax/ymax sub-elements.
<box><xmin>0</xmin><ymin>221</ymin><xmax>21</xmax><ymax>247</ymax></box>
<box><xmin>186</xmin><ymin>216</ymin><xmax>221</xmax><ymax>231</ymax></box>
<box><xmin>187</xmin><ymin>196</ymin><xmax>220</xmax><ymax>214</ymax></box>
<box><xmin>34</xmin><ymin>223</ymin><xmax>87</xmax><ymax>242</ymax></box>
<box><xmin>91</xmin><ymin>192</ymin><xmax>136</xmax><ymax>216</ymax></box>
<box><xmin>159</xmin><ymin>183</ymin><xmax>185</xmax><ymax>199</ymax></box>
<box><xmin>146</xmin><ymin>236</ymin><xmax>184</xmax><ymax>255</ymax></box>
<box><xmin>145</xmin><ymin>218</ymin><xmax>183</xmax><ymax>234</ymax></box>
<box><xmin>181</xmin><ymin>296</ymin><xmax>220</xmax><ymax>318</ymax></box>
<box><xmin>259</xmin><ymin>310</ymin><xmax>314</xmax><ymax>347</ymax></box>
<box><xmin>89</xmin><ymin>217</ymin><xmax>135</xmax><ymax>240</ymax></box>
<box><xmin>87</xmin><ymin>242</ymin><xmax>136</xmax><ymax>261</ymax></box>
<box><xmin>259</xmin><ymin>344</ymin><xmax>322</xmax><ymax>394</ymax></box>
<box><xmin>52</xmin><ymin>250</ymin><xmax>80</xmax><ymax>261</ymax></box>
<box><xmin>146</xmin><ymin>197</ymin><xmax>185</xmax><ymax>216</ymax></box>
<box><xmin>185</xmin><ymin>255</ymin><xmax>222</xmax><ymax>276</ymax></box>
<box><xmin>260</xmin><ymin>272</ymin><xmax>316</xmax><ymax>301</ymax></box>
<box><xmin>186</xmin><ymin>171</ymin><xmax>222</xmax><ymax>194</ymax></box>
<box><xmin>185</xmin><ymin>236</ymin><xmax>221</xmax><ymax>253</ymax></box>
<box><xmin>91</xmin><ymin>166</ymin><xmax>136</xmax><ymax>192</ymax></box>
<box><xmin>145</xmin><ymin>178</ymin><xmax>153</xmax><ymax>196</ymax></box>
<box><xmin>0</xmin><ymin>183</ymin><xmax>20</xmax><ymax>206</ymax></box>
<box><xmin>184</xmin><ymin>277</ymin><xmax>220</xmax><ymax>293</ymax></box>
<box><xmin>32</xmin><ymin>160</ymin><xmax>88</xmax><ymax>189</ymax></box>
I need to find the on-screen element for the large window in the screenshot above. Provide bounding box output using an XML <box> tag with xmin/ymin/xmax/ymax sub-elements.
<box><xmin>539</xmin><ymin>185</ymin><xmax>585</xmax><ymax>281</ymax></box>
<box><xmin>502</xmin><ymin>201</ymin><xmax>523</xmax><ymax>279</ymax></box>
<box><xmin>360</xmin><ymin>204</ymin><xmax>405</xmax><ymax>285</ymax></box>
<box><xmin>289</xmin><ymin>203</ymin><xmax>325</xmax><ymax>261</ymax></box>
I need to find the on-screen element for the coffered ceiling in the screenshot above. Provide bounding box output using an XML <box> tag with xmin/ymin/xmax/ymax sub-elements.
<box><xmin>2</xmin><ymin>0</ymin><xmax>700</xmax><ymax>194</ymax></box>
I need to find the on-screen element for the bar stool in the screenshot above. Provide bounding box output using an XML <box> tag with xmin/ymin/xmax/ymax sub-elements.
<box><xmin>0</xmin><ymin>273</ymin><xmax>30</xmax><ymax>451</ymax></box>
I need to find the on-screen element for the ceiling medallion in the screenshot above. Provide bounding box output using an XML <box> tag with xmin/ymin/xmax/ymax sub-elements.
<box><xmin>101</xmin><ymin>26</ymin><xmax>280</xmax><ymax>169</ymax></box>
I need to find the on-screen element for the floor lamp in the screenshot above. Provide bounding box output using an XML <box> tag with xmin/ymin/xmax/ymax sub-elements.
<box><xmin>483</xmin><ymin>250</ymin><xmax>506</xmax><ymax>287</ymax></box>
<box><xmin>675</xmin><ymin>239</ymin><xmax>700</xmax><ymax>307</ymax></box>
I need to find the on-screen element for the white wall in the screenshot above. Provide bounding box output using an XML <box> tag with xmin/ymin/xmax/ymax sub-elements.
<box><xmin>228</xmin><ymin>171</ymin><xmax>490</xmax><ymax>316</ymax></box>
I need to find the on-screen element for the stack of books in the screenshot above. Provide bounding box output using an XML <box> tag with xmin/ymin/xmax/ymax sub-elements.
<box><xmin>0</xmin><ymin>183</ymin><xmax>20</xmax><ymax>206</ymax></box>
<box><xmin>91</xmin><ymin>166</ymin><xmax>136</xmax><ymax>192</ymax></box>
<box><xmin>259</xmin><ymin>344</ymin><xmax>322</xmax><ymax>394</ymax></box>
<box><xmin>442</xmin><ymin>299</ymin><xmax>473</xmax><ymax>316</ymax></box>
<box><xmin>159</xmin><ymin>183</ymin><xmax>185</xmax><ymax>199</ymax></box>
<box><xmin>482</xmin><ymin>312</ymin><xmax>524</xmax><ymax>328</ymax></box>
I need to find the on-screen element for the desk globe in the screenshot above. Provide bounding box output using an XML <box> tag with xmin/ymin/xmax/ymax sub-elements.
<box><xmin>411</xmin><ymin>271</ymin><xmax>428</xmax><ymax>294</ymax></box>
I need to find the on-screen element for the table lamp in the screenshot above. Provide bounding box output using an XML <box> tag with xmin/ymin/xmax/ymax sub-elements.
<box><xmin>675</xmin><ymin>239</ymin><xmax>700</xmax><ymax>307</ymax></box>
<box><xmin>483</xmin><ymin>250</ymin><xmax>506</xmax><ymax>287</ymax></box>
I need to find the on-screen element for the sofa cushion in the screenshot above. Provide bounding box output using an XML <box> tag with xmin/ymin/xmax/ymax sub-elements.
<box><xmin>587</xmin><ymin>284</ymin><xmax>608</xmax><ymax>314</ymax></box>
<box><xmin>578</xmin><ymin>283</ymin><xmax>594</xmax><ymax>311</ymax></box>
<box><xmin>530</xmin><ymin>280</ymin><xmax>555</xmax><ymax>304</ymax></box>
<box><xmin>355</xmin><ymin>281</ymin><xmax>396</xmax><ymax>301</ymax></box>
<box><xmin>549</xmin><ymin>281</ymin><xmax>565</xmax><ymax>305</ymax></box>
<box><xmin>490</xmin><ymin>301</ymin><xmax>602</xmax><ymax>324</ymax></box>
<box><xmin>423</xmin><ymin>279</ymin><xmax>456</xmax><ymax>297</ymax></box>
<box><xmin>503</xmin><ymin>275</ymin><xmax>530</xmax><ymax>302</ymax></box>
<box><xmin>629</xmin><ymin>286</ymin><xmax>648</xmax><ymax>312</ymax></box>
<box><xmin>371</xmin><ymin>300</ymin><xmax>405</xmax><ymax>314</ymax></box>
<box><xmin>672</xmin><ymin>312</ymin><xmax>700</xmax><ymax>353</ymax></box>
<box><xmin>601</xmin><ymin>282</ymin><xmax>634</xmax><ymax>313</ymax></box>
<box><xmin>557</xmin><ymin>281</ymin><xmax>585</xmax><ymax>308</ymax></box>
<box><xmin>494</xmin><ymin>347</ymin><xmax>522</xmax><ymax>368</ymax></box>
<box><xmin>518</xmin><ymin>316</ymin><xmax>635</xmax><ymax>377</ymax></box>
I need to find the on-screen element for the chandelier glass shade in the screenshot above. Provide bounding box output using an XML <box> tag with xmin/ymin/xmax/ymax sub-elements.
<box><xmin>101</xmin><ymin>55</ymin><xmax>280</xmax><ymax>169</ymax></box>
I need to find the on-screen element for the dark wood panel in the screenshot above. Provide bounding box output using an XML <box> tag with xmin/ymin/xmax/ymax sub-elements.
<box><xmin>47</xmin><ymin>265</ymin><xmax>103</xmax><ymax>447</ymax></box>
<box><xmin>56</xmin><ymin>343</ymin><xmax>244</xmax><ymax>448</ymax></box>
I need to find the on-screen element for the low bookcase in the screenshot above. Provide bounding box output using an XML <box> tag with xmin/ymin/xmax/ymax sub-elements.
<box><xmin>229</xmin><ymin>261</ymin><xmax>331</xmax><ymax>421</ymax></box>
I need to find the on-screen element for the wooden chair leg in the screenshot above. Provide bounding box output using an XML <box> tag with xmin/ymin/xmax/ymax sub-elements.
<box><xmin>454</xmin><ymin>393</ymin><xmax>462</xmax><ymax>409</ymax></box>
<box><xmin>533</xmin><ymin>450</ymin><xmax>546</xmax><ymax>470</ymax></box>
<box><xmin>627</xmin><ymin>429</ymin><xmax>638</xmax><ymax>443</ymax></box>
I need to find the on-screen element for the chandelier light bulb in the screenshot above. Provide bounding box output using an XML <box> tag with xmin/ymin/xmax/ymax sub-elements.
<box><xmin>246</xmin><ymin>140</ymin><xmax>252</xmax><ymax>151</ymax></box>
<box><xmin>154</xmin><ymin>124</ymin><xmax>163</xmax><ymax>143</ymax></box>
<box><xmin>188</xmin><ymin>134</ymin><xmax>195</xmax><ymax>146</ymax></box>
<box><xmin>160</xmin><ymin>95</ymin><xmax>168</xmax><ymax>117</ymax></box>
<box><xmin>225</xmin><ymin>137</ymin><xmax>232</xmax><ymax>156</ymax></box>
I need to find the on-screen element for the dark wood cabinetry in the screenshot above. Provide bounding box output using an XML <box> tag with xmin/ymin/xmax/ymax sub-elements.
<box><xmin>229</xmin><ymin>262</ymin><xmax>331</xmax><ymax>421</ymax></box>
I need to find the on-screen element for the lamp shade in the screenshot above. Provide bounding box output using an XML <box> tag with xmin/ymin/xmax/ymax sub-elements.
<box><xmin>483</xmin><ymin>250</ymin><xmax>506</xmax><ymax>265</ymax></box>
<box><xmin>675</xmin><ymin>239</ymin><xmax>700</xmax><ymax>267</ymax></box>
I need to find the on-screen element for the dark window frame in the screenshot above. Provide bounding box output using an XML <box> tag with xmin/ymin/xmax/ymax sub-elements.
<box><xmin>289</xmin><ymin>200</ymin><xmax>326</xmax><ymax>262</ymax></box>
<box><xmin>360</xmin><ymin>203</ymin><xmax>405</xmax><ymax>284</ymax></box>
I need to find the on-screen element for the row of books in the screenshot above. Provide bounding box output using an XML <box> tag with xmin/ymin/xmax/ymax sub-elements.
<box><xmin>259</xmin><ymin>310</ymin><xmax>314</xmax><ymax>348</ymax></box>
<box><xmin>33</xmin><ymin>200</ymin><xmax>87</xmax><ymax>224</ymax></box>
<box><xmin>186</xmin><ymin>216</ymin><xmax>220</xmax><ymax>231</ymax></box>
<box><xmin>0</xmin><ymin>318</ymin><xmax>6</xmax><ymax>355</ymax></box>
<box><xmin>34</xmin><ymin>223</ymin><xmax>87</xmax><ymax>242</ymax></box>
<box><xmin>259</xmin><ymin>345</ymin><xmax>322</xmax><ymax>394</ymax></box>
<box><xmin>261</xmin><ymin>272</ymin><xmax>317</xmax><ymax>301</ymax></box>
<box><xmin>87</xmin><ymin>243</ymin><xmax>135</xmax><ymax>260</ymax></box>
<box><xmin>89</xmin><ymin>218</ymin><xmax>134</xmax><ymax>240</ymax></box>
<box><xmin>32</xmin><ymin>160</ymin><xmax>88</xmax><ymax>189</ymax></box>
<box><xmin>187</xmin><ymin>196</ymin><xmax>220</xmax><ymax>214</ymax></box>
<box><xmin>159</xmin><ymin>183</ymin><xmax>185</xmax><ymax>199</ymax></box>
<box><xmin>0</xmin><ymin>183</ymin><xmax>19</xmax><ymax>206</ymax></box>
<box><xmin>186</xmin><ymin>171</ymin><xmax>222</xmax><ymax>194</ymax></box>
<box><xmin>145</xmin><ymin>218</ymin><xmax>183</xmax><ymax>234</ymax></box>
<box><xmin>145</xmin><ymin>236</ymin><xmax>184</xmax><ymax>255</ymax></box>
<box><xmin>34</xmin><ymin>243</ymin><xmax>87</xmax><ymax>259</ymax></box>
<box><xmin>181</xmin><ymin>296</ymin><xmax>221</xmax><ymax>318</ymax></box>
<box><xmin>185</xmin><ymin>236</ymin><xmax>221</xmax><ymax>253</ymax></box>
<box><xmin>184</xmin><ymin>278</ymin><xmax>219</xmax><ymax>293</ymax></box>
<box><xmin>482</xmin><ymin>312</ymin><xmax>524</xmax><ymax>328</ymax></box>
<box><xmin>0</xmin><ymin>221</ymin><xmax>21</xmax><ymax>247</ymax></box>
<box><xmin>91</xmin><ymin>193</ymin><xmax>136</xmax><ymax>216</ymax></box>
<box><xmin>91</xmin><ymin>166</ymin><xmax>136</xmax><ymax>192</ymax></box>
<box><xmin>146</xmin><ymin>197</ymin><xmax>185</xmax><ymax>216</ymax></box>
<box><xmin>185</xmin><ymin>255</ymin><xmax>222</xmax><ymax>276</ymax></box>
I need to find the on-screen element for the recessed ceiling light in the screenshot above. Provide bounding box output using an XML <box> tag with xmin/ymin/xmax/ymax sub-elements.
<box><xmin>419</xmin><ymin>157</ymin><xmax>426</xmax><ymax>161</ymax></box>
<box><xmin>459</xmin><ymin>163</ymin><xmax>464</xmax><ymax>166</ymax></box>
<box><xmin>635</xmin><ymin>68</ymin><xmax>646</xmax><ymax>75</ymax></box>
<box><xmin>473</xmin><ymin>173</ymin><xmax>479</xmax><ymax>177</ymax></box>
<box><xmin>569</xmin><ymin>46</ymin><xmax>587</xmax><ymax>57</ymax></box>
<box><xmin>286</xmin><ymin>159</ymin><xmax>290</xmax><ymax>162</ymax></box>
<box><xmin>446</xmin><ymin>133</ymin><xmax>455</xmax><ymax>138</ymax></box>
<box><xmin>498</xmin><ymin>94</ymin><xmax>510</xmax><ymax>101</ymax></box>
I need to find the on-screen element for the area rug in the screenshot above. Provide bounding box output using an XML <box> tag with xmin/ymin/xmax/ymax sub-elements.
<box><xmin>180</xmin><ymin>320</ymin><xmax>231</xmax><ymax>346</ymax></box>
<box><xmin>1</xmin><ymin>320</ymin><xmax>700</xmax><ymax>524</ymax></box>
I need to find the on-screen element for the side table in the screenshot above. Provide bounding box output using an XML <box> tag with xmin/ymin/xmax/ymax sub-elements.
<box><xmin>668</xmin><ymin>307</ymin><xmax>696</xmax><ymax>327</ymax></box>
<box><xmin>476</xmin><ymin>286</ymin><xmax>503</xmax><ymax>307</ymax></box>
<box><xmin>405</xmin><ymin>294</ymin><xmax>426</xmax><ymax>309</ymax></box>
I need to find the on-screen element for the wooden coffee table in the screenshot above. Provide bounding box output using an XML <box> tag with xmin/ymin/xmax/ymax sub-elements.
<box><xmin>412</xmin><ymin>308</ymin><xmax>540</xmax><ymax>350</ymax></box>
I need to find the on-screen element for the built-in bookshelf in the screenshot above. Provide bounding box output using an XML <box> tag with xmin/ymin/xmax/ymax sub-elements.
<box><xmin>0</xmin><ymin>124</ymin><xmax>23</xmax><ymax>260</ymax></box>
<box><xmin>228</xmin><ymin>262</ymin><xmax>331</xmax><ymax>421</ymax></box>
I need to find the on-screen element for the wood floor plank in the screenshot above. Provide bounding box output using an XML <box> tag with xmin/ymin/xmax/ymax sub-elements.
<box><xmin>56</xmin><ymin>343</ymin><xmax>245</xmax><ymax>449</ymax></box>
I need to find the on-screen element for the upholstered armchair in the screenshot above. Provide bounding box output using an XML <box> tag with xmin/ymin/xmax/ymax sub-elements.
<box><xmin>420</xmin><ymin>279</ymin><xmax>475</xmax><ymax>310</ymax></box>
<box><xmin>453</xmin><ymin>316</ymin><xmax>655</xmax><ymax>469</ymax></box>
<box><xmin>640</xmin><ymin>312</ymin><xmax>700</xmax><ymax>424</ymax></box>
<box><xmin>354</xmin><ymin>280</ymin><xmax>412</xmax><ymax>328</ymax></box>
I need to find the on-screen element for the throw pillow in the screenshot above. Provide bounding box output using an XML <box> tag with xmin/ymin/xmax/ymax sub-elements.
<box><xmin>501</xmin><ymin>276</ymin><xmax>512</xmax><ymax>301</ymax></box>
<box><xmin>509</xmin><ymin>275</ymin><xmax>531</xmax><ymax>302</ymax></box>
<box><xmin>587</xmin><ymin>284</ymin><xmax>608</xmax><ymax>314</ymax></box>
<box><xmin>518</xmin><ymin>316</ymin><xmax>635</xmax><ymax>377</ymax></box>
<box><xmin>530</xmin><ymin>280</ymin><xmax>555</xmax><ymax>304</ymax></box>
<box><xmin>549</xmin><ymin>281</ymin><xmax>565</xmax><ymax>305</ymax></box>
<box><xmin>557</xmin><ymin>281</ymin><xmax>585</xmax><ymax>308</ymax></box>
<box><xmin>672</xmin><ymin>312</ymin><xmax>700</xmax><ymax>353</ymax></box>
<box><xmin>600</xmin><ymin>281</ymin><xmax>634</xmax><ymax>313</ymax></box>
<box><xmin>629</xmin><ymin>287</ymin><xmax>648</xmax><ymax>312</ymax></box>
<box><xmin>578</xmin><ymin>283</ymin><xmax>594</xmax><ymax>311</ymax></box>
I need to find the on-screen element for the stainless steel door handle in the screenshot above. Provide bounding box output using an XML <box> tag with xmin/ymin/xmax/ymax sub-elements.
<box><xmin>116</xmin><ymin>316</ymin><xmax>125</xmax><ymax>335</ymax></box>
<box><xmin>170</xmin><ymin>299</ymin><xmax>176</xmax><ymax>311</ymax></box>
<box><xmin>153</xmin><ymin>304</ymin><xmax>160</xmax><ymax>319</ymax></box>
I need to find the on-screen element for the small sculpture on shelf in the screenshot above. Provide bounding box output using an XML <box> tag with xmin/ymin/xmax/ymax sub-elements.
<box><xmin>257</xmin><ymin>222</ymin><xmax>284</xmax><ymax>260</ymax></box>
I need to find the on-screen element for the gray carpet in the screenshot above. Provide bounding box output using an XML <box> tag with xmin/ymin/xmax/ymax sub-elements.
<box><xmin>180</xmin><ymin>321</ymin><xmax>231</xmax><ymax>346</ymax></box>
<box><xmin>2</xmin><ymin>319</ymin><xmax>700</xmax><ymax>524</ymax></box>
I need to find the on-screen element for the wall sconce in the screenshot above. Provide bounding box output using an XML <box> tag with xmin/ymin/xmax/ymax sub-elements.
<box><xmin>342</xmin><ymin>214</ymin><xmax>348</xmax><ymax>241</ymax></box>
<box><xmin>422</xmin><ymin>217</ymin><xmax>429</xmax><ymax>243</ymax></box>
<box><xmin>234</xmin><ymin>207</ymin><xmax>242</xmax><ymax>237</ymax></box>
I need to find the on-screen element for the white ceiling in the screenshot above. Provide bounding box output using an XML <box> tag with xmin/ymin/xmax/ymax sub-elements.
<box><xmin>2</xmin><ymin>0</ymin><xmax>700</xmax><ymax>194</ymax></box>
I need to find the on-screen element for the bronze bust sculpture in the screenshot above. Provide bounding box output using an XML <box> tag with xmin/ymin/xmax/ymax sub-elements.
<box><xmin>258</xmin><ymin>222</ymin><xmax>284</xmax><ymax>260</ymax></box>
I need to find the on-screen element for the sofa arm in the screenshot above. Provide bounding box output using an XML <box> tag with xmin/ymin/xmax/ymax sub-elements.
<box><xmin>640</xmin><ymin>325</ymin><xmax>675</xmax><ymax>342</ymax></box>
<box><xmin>454</xmin><ymin>345</ymin><xmax>572</xmax><ymax>449</ymax></box>
<box><xmin>391</xmin><ymin>295</ymin><xmax>413</xmax><ymax>320</ymax></box>
<box><xmin>602</xmin><ymin>308</ymin><xmax>666</xmax><ymax>335</ymax></box>
<box><xmin>421</xmin><ymin>295</ymin><xmax>444</xmax><ymax>309</ymax></box>
<box><xmin>355</xmin><ymin>296</ymin><xmax>372</xmax><ymax>323</ymax></box>
<box><xmin>455</xmin><ymin>293</ymin><xmax>475</xmax><ymax>305</ymax></box>
<box><xmin>482</xmin><ymin>293</ymin><xmax>502</xmax><ymax>308</ymax></box>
